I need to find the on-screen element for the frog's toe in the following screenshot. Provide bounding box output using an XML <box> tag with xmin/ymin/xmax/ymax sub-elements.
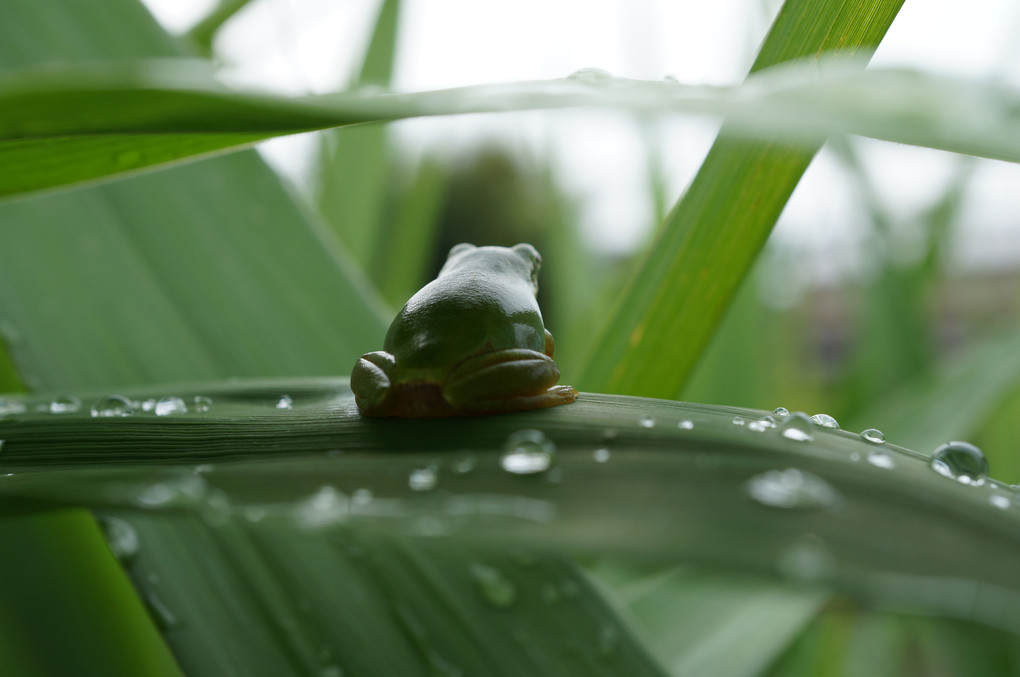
<box><xmin>351</xmin><ymin>351</ymin><xmax>395</xmax><ymax>416</ymax></box>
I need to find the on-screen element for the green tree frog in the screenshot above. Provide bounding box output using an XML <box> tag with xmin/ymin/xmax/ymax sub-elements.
<box><xmin>352</xmin><ymin>243</ymin><xmax>577</xmax><ymax>417</ymax></box>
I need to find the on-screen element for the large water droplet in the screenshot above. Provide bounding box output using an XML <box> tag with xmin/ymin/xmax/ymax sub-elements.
<box><xmin>772</xmin><ymin>407</ymin><xmax>790</xmax><ymax>418</ymax></box>
<box><xmin>91</xmin><ymin>395</ymin><xmax>137</xmax><ymax>418</ymax></box>
<box><xmin>810</xmin><ymin>413</ymin><xmax>840</xmax><ymax>429</ymax></box>
<box><xmin>154</xmin><ymin>396</ymin><xmax>187</xmax><ymax>416</ymax></box>
<box><xmin>930</xmin><ymin>441</ymin><xmax>989</xmax><ymax>486</ymax></box>
<box><xmin>408</xmin><ymin>466</ymin><xmax>438</xmax><ymax>492</ymax></box>
<box><xmin>567</xmin><ymin>67</ymin><xmax>613</xmax><ymax>84</ymax></box>
<box><xmin>745</xmin><ymin>468</ymin><xmax>840</xmax><ymax>509</ymax></box>
<box><xmin>276</xmin><ymin>394</ymin><xmax>293</xmax><ymax>410</ymax></box>
<box><xmin>780</xmin><ymin>412</ymin><xmax>814</xmax><ymax>442</ymax></box>
<box><xmin>49</xmin><ymin>395</ymin><xmax>81</xmax><ymax>414</ymax></box>
<box><xmin>469</xmin><ymin>563</ymin><xmax>516</xmax><ymax>607</ymax></box>
<box><xmin>501</xmin><ymin>430</ymin><xmax>555</xmax><ymax>475</ymax></box>
<box><xmin>860</xmin><ymin>428</ymin><xmax>885</xmax><ymax>444</ymax></box>
<box><xmin>0</xmin><ymin>397</ymin><xmax>26</xmax><ymax>417</ymax></box>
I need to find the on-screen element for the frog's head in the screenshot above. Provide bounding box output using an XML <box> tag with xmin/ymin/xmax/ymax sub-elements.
<box><xmin>441</xmin><ymin>243</ymin><xmax>543</xmax><ymax>293</ymax></box>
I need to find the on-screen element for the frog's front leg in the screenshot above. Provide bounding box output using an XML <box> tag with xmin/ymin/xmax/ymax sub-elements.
<box><xmin>351</xmin><ymin>351</ymin><xmax>397</xmax><ymax>416</ymax></box>
<box><xmin>443</xmin><ymin>349</ymin><xmax>577</xmax><ymax>415</ymax></box>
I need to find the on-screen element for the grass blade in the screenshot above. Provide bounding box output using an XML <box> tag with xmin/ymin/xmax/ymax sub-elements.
<box><xmin>577</xmin><ymin>0</ymin><xmax>904</xmax><ymax>397</ymax></box>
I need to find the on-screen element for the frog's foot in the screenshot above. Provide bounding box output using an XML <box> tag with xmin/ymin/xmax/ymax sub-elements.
<box><xmin>442</xmin><ymin>349</ymin><xmax>578</xmax><ymax>415</ymax></box>
<box><xmin>351</xmin><ymin>351</ymin><xmax>398</xmax><ymax>416</ymax></box>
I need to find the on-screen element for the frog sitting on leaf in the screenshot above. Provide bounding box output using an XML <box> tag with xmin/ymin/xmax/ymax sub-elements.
<box><xmin>352</xmin><ymin>243</ymin><xmax>577</xmax><ymax>417</ymax></box>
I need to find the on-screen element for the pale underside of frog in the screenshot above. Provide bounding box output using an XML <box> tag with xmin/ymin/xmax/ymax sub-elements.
<box><xmin>351</xmin><ymin>243</ymin><xmax>578</xmax><ymax>417</ymax></box>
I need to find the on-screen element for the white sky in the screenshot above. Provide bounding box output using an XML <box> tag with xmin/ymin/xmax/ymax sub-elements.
<box><xmin>143</xmin><ymin>0</ymin><xmax>1020</xmax><ymax>282</ymax></box>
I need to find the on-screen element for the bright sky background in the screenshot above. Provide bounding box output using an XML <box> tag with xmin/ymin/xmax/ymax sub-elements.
<box><xmin>143</xmin><ymin>0</ymin><xmax>1020</xmax><ymax>289</ymax></box>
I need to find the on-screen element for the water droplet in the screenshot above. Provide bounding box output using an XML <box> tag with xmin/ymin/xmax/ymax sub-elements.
<box><xmin>91</xmin><ymin>395</ymin><xmax>137</xmax><ymax>418</ymax></box>
<box><xmin>678</xmin><ymin>420</ymin><xmax>694</xmax><ymax>430</ymax></box>
<box><xmin>745</xmin><ymin>468</ymin><xmax>840</xmax><ymax>510</ymax></box>
<box><xmin>469</xmin><ymin>563</ymin><xmax>516</xmax><ymax>607</ymax></box>
<box><xmin>810</xmin><ymin>413</ymin><xmax>840</xmax><ymax>429</ymax></box>
<box><xmin>601</xmin><ymin>428</ymin><xmax>618</xmax><ymax>442</ymax></box>
<box><xmin>296</xmin><ymin>486</ymin><xmax>349</xmax><ymax>527</ymax></box>
<box><xmin>732</xmin><ymin>417</ymin><xmax>746</xmax><ymax>426</ymax></box>
<box><xmin>49</xmin><ymin>395</ymin><xmax>80</xmax><ymax>414</ymax></box>
<box><xmin>758</xmin><ymin>415</ymin><xmax>777</xmax><ymax>428</ymax></box>
<box><xmin>352</xmin><ymin>488</ymin><xmax>373</xmax><ymax>506</ymax></box>
<box><xmin>777</xmin><ymin>536</ymin><xmax>834</xmax><ymax>582</ymax></box>
<box><xmin>276</xmin><ymin>394</ymin><xmax>293</xmax><ymax>410</ymax></box>
<box><xmin>0</xmin><ymin>397</ymin><xmax>26</xmax><ymax>417</ymax></box>
<box><xmin>567</xmin><ymin>67</ymin><xmax>613</xmax><ymax>84</ymax></box>
<box><xmin>193</xmin><ymin>464</ymin><xmax>214</xmax><ymax>474</ymax></box>
<box><xmin>154</xmin><ymin>396</ymin><xmax>187</xmax><ymax>416</ymax></box>
<box><xmin>849</xmin><ymin>451</ymin><xmax>861</xmax><ymax>462</ymax></box>
<box><xmin>772</xmin><ymin>407</ymin><xmax>790</xmax><ymax>418</ymax></box>
<box><xmin>136</xmin><ymin>475</ymin><xmax>207</xmax><ymax>509</ymax></box>
<box><xmin>450</xmin><ymin>452</ymin><xmax>477</xmax><ymax>475</ymax></box>
<box><xmin>140</xmin><ymin>398</ymin><xmax>156</xmax><ymax>412</ymax></box>
<box><xmin>748</xmin><ymin>421</ymin><xmax>769</xmax><ymax>432</ymax></box>
<box><xmin>867</xmin><ymin>450</ymin><xmax>895</xmax><ymax>469</ymax></box>
<box><xmin>638</xmin><ymin>415</ymin><xmax>656</xmax><ymax>428</ymax></box>
<box><xmin>662</xmin><ymin>74</ymin><xmax>680</xmax><ymax>84</ymax></box>
<box><xmin>989</xmin><ymin>494</ymin><xmax>1011</xmax><ymax>510</ymax></box>
<box><xmin>780</xmin><ymin>412</ymin><xmax>814</xmax><ymax>442</ymax></box>
<box><xmin>931</xmin><ymin>441</ymin><xmax>989</xmax><ymax>486</ymax></box>
<box><xmin>193</xmin><ymin>396</ymin><xmax>212</xmax><ymax>413</ymax></box>
<box><xmin>99</xmin><ymin>516</ymin><xmax>140</xmax><ymax>563</ymax></box>
<box><xmin>408</xmin><ymin>466</ymin><xmax>438</xmax><ymax>492</ymax></box>
<box><xmin>860</xmin><ymin>428</ymin><xmax>885</xmax><ymax>444</ymax></box>
<box><xmin>501</xmin><ymin>430</ymin><xmax>555</xmax><ymax>475</ymax></box>
<box><xmin>593</xmin><ymin>448</ymin><xmax>610</xmax><ymax>463</ymax></box>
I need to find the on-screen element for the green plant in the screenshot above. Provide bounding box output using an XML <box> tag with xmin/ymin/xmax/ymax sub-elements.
<box><xmin>1</xmin><ymin>0</ymin><xmax>1019</xmax><ymax>675</ymax></box>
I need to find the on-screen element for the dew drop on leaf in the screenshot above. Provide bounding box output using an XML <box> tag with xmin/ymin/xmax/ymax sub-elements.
<box><xmin>154</xmin><ymin>396</ymin><xmax>187</xmax><ymax>416</ymax></box>
<box><xmin>772</xmin><ymin>407</ymin><xmax>790</xmax><ymax>417</ymax></box>
<box><xmin>593</xmin><ymin>447</ymin><xmax>610</xmax><ymax>463</ymax></box>
<box><xmin>91</xmin><ymin>395</ymin><xmax>137</xmax><ymax>418</ymax></box>
<box><xmin>677</xmin><ymin>420</ymin><xmax>694</xmax><ymax>430</ymax></box>
<box><xmin>0</xmin><ymin>397</ymin><xmax>26</xmax><ymax>417</ymax></box>
<box><xmin>638</xmin><ymin>415</ymin><xmax>656</xmax><ymax>428</ymax></box>
<box><xmin>567</xmin><ymin>67</ymin><xmax>613</xmax><ymax>84</ymax></box>
<box><xmin>930</xmin><ymin>441</ymin><xmax>989</xmax><ymax>486</ymax></box>
<box><xmin>408</xmin><ymin>466</ymin><xmax>438</xmax><ymax>492</ymax></box>
<box><xmin>745</xmin><ymin>468</ymin><xmax>840</xmax><ymax>510</ymax></box>
<box><xmin>867</xmin><ymin>450</ymin><xmax>895</xmax><ymax>469</ymax></box>
<box><xmin>810</xmin><ymin>413</ymin><xmax>839</xmax><ymax>429</ymax></box>
<box><xmin>193</xmin><ymin>396</ymin><xmax>213</xmax><ymax>412</ymax></box>
<box><xmin>49</xmin><ymin>395</ymin><xmax>80</xmax><ymax>414</ymax></box>
<box><xmin>860</xmin><ymin>428</ymin><xmax>885</xmax><ymax>444</ymax></box>
<box><xmin>501</xmin><ymin>430</ymin><xmax>555</xmax><ymax>475</ymax></box>
<box><xmin>276</xmin><ymin>394</ymin><xmax>293</xmax><ymax>410</ymax></box>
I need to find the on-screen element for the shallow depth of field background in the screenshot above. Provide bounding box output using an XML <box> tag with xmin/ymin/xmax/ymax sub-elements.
<box><xmin>145</xmin><ymin>0</ymin><xmax>1020</xmax><ymax>483</ymax></box>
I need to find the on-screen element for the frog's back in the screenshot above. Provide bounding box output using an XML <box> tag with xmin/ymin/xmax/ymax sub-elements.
<box><xmin>384</xmin><ymin>272</ymin><xmax>545</xmax><ymax>370</ymax></box>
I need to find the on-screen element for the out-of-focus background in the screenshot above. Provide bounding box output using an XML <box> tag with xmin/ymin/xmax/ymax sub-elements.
<box><xmin>145</xmin><ymin>0</ymin><xmax>1020</xmax><ymax>482</ymax></box>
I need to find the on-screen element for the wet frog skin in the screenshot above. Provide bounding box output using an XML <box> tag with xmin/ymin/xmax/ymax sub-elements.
<box><xmin>351</xmin><ymin>243</ymin><xmax>577</xmax><ymax>417</ymax></box>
